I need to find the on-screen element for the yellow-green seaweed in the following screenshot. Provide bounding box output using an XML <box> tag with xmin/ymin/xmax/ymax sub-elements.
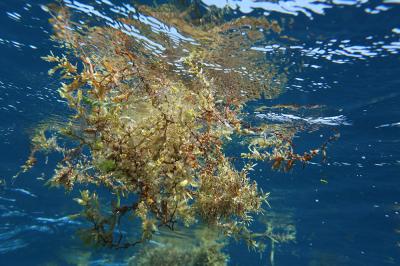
<box><xmin>16</xmin><ymin>1</ymin><xmax>335</xmax><ymax>255</ymax></box>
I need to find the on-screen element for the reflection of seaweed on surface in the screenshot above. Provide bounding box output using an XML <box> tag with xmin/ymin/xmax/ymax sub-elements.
<box><xmin>260</xmin><ymin>211</ymin><xmax>296</xmax><ymax>266</ymax></box>
<box><xmin>15</xmin><ymin>0</ymin><xmax>335</xmax><ymax>255</ymax></box>
<box><xmin>58</xmin><ymin>248</ymin><xmax>92</xmax><ymax>266</ymax></box>
<box><xmin>50</xmin><ymin>246</ymin><xmax>121</xmax><ymax>266</ymax></box>
<box><xmin>128</xmin><ymin>226</ymin><xmax>228</xmax><ymax>266</ymax></box>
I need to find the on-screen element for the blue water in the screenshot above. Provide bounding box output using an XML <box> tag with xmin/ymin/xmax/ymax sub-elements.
<box><xmin>0</xmin><ymin>0</ymin><xmax>399</xmax><ymax>265</ymax></box>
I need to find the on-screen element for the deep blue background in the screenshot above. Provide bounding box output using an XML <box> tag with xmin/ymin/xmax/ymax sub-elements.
<box><xmin>0</xmin><ymin>0</ymin><xmax>399</xmax><ymax>265</ymax></box>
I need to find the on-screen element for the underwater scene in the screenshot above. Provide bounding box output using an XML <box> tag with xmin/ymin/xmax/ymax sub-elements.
<box><xmin>0</xmin><ymin>0</ymin><xmax>399</xmax><ymax>265</ymax></box>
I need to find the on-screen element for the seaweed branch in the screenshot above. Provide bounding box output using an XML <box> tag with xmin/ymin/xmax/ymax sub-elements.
<box><xmin>18</xmin><ymin>2</ymin><xmax>337</xmax><ymax>254</ymax></box>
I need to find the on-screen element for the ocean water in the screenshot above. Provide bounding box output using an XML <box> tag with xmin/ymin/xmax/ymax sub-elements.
<box><xmin>0</xmin><ymin>0</ymin><xmax>399</xmax><ymax>265</ymax></box>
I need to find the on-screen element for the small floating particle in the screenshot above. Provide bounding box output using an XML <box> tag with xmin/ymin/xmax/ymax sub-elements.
<box><xmin>40</xmin><ymin>5</ymin><xmax>49</xmax><ymax>12</ymax></box>
<box><xmin>11</xmin><ymin>188</ymin><xmax>37</xmax><ymax>198</ymax></box>
<box><xmin>6</xmin><ymin>12</ymin><xmax>21</xmax><ymax>21</ymax></box>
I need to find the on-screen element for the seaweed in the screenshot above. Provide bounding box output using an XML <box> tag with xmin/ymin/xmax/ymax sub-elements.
<box><xmin>16</xmin><ymin>1</ymin><xmax>336</xmax><ymax>256</ymax></box>
<box><xmin>128</xmin><ymin>226</ymin><xmax>228</xmax><ymax>266</ymax></box>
